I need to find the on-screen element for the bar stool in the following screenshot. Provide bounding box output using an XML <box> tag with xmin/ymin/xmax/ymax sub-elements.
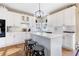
<box><xmin>75</xmin><ymin>42</ymin><xmax>79</xmax><ymax>56</ymax></box>
<box><xmin>24</xmin><ymin>39</ymin><xmax>37</xmax><ymax>56</ymax></box>
<box><xmin>75</xmin><ymin>46</ymin><xmax>79</xmax><ymax>56</ymax></box>
<box><xmin>32</xmin><ymin>45</ymin><xmax>45</xmax><ymax>56</ymax></box>
<box><xmin>28</xmin><ymin>41</ymin><xmax>37</xmax><ymax>49</ymax></box>
<box><xmin>24</xmin><ymin>39</ymin><xmax>32</xmax><ymax>51</ymax></box>
<box><xmin>75</xmin><ymin>49</ymin><xmax>79</xmax><ymax>56</ymax></box>
<box><xmin>25</xmin><ymin>39</ymin><xmax>32</xmax><ymax>47</ymax></box>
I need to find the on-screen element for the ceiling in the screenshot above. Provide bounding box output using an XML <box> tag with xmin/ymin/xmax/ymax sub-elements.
<box><xmin>4</xmin><ymin>3</ymin><xmax>74</xmax><ymax>16</ymax></box>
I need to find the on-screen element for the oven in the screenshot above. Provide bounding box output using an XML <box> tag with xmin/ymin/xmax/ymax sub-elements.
<box><xmin>0</xmin><ymin>19</ymin><xmax>5</xmax><ymax>37</ymax></box>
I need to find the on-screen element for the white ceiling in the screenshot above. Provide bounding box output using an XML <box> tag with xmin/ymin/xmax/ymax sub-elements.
<box><xmin>4</xmin><ymin>3</ymin><xmax>74</xmax><ymax>16</ymax></box>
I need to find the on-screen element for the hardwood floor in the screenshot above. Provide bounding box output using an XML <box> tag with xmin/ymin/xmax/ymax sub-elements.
<box><xmin>62</xmin><ymin>48</ymin><xmax>74</xmax><ymax>56</ymax></box>
<box><xmin>0</xmin><ymin>43</ymin><xmax>25</xmax><ymax>56</ymax></box>
<box><xmin>0</xmin><ymin>43</ymin><xmax>75</xmax><ymax>56</ymax></box>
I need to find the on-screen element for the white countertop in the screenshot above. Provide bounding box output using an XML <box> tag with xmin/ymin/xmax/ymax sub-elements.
<box><xmin>31</xmin><ymin>32</ymin><xmax>63</xmax><ymax>39</ymax></box>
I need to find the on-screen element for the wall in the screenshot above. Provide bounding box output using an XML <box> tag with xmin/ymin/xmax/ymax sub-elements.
<box><xmin>76</xmin><ymin>4</ymin><xmax>79</xmax><ymax>43</ymax></box>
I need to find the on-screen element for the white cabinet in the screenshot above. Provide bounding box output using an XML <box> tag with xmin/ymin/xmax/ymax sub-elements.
<box><xmin>29</xmin><ymin>16</ymin><xmax>34</xmax><ymax>28</ymax></box>
<box><xmin>6</xmin><ymin>32</ymin><xmax>15</xmax><ymax>46</ymax></box>
<box><xmin>47</xmin><ymin>14</ymin><xmax>56</xmax><ymax>32</ymax></box>
<box><xmin>7</xmin><ymin>12</ymin><xmax>15</xmax><ymax>26</ymax></box>
<box><xmin>7</xmin><ymin>12</ymin><xmax>23</xmax><ymax>27</ymax></box>
<box><xmin>29</xmin><ymin>16</ymin><xmax>36</xmax><ymax>32</ymax></box>
<box><xmin>47</xmin><ymin>6</ymin><xmax>76</xmax><ymax>27</ymax></box>
<box><xmin>64</xmin><ymin>6</ymin><xmax>76</xmax><ymax>26</ymax></box>
<box><xmin>47</xmin><ymin>6</ymin><xmax>76</xmax><ymax>50</ymax></box>
<box><xmin>0</xmin><ymin>38</ymin><xmax>6</xmax><ymax>48</ymax></box>
<box><xmin>63</xmin><ymin>33</ymin><xmax>75</xmax><ymax>50</ymax></box>
<box><xmin>21</xmin><ymin>16</ymin><xmax>36</xmax><ymax>32</ymax></box>
<box><xmin>13</xmin><ymin>14</ymin><xmax>21</xmax><ymax>27</ymax></box>
<box><xmin>0</xmin><ymin>7</ymin><xmax>8</xmax><ymax>19</ymax></box>
<box><xmin>51</xmin><ymin>35</ymin><xmax>63</xmax><ymax>56</ymax></box>
<box><xmin>62</xmin><ymin>6</ymin><xmax>76</xmax><ymax>50</ymax></box>
<box><xmin>47</xmin><ymin>10</ymin><xmax>64</xmax><ymax>32</ymax></box>
<box><xmin>56</xmin><ymin>10</ymin><xmax>64</xmax><ymax>26</ymax></box>
<box><xmin>47</xmin><ymin>10</ymin><xmax>64</xmax><ymax>27</ymax></box>
<box><xmin>47</xmin><ymin>14</ymin><xmax>56</xmax><ymax>27</ymax></box>
<box><xmin>5</xmin><ymin>32</ymin><xmax>31</xmax><ymax>47</ymax></box>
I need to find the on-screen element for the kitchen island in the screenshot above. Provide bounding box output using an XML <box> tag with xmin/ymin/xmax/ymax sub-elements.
<box><xmin>31</xmin><ymin>32</ymin><xmax>63</xmax><ymax>56</ymax></box>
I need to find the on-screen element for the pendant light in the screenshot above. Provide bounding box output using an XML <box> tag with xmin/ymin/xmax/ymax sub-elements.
<box><xmin>34</xmin><ymin>3</ymin><xmax>47</xmax><ymax>32</ymax></box>
<box><xmin>34</xmin><ymin>3</ymin><xmax>45</xmax><ymax>18</ymax></box>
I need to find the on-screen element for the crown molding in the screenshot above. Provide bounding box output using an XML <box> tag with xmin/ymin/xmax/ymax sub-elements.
<box><xmin>49</xmin><ymin>4</ymin><xmax>76</xmax><ymax>15</ymax></box>
<box><xmin>0</xmin><ymin>3</ymin><xmax>33</xmax><ymax>16</ymax></box>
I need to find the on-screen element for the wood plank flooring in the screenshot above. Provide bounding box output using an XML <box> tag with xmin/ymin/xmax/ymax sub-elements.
<box><xmin>0</xmin><ymin>43</ymin><xmax>25</xmax><ymax>56</ymax></box>
<box><xmin>0</xmin><ymin>43</ymin><xmax>75</xmax><ymax>56</ymax></box>
<box><xmin>62</xmin><ymin>48</ymin><xmax>74</xmax><ymax>56</ymax></box>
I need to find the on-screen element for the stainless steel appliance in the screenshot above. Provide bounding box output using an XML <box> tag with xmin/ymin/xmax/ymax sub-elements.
<box><xmin>0</xmin><ymin>19</ymin><xmax>5</xmax><ymax>37</ymax></box>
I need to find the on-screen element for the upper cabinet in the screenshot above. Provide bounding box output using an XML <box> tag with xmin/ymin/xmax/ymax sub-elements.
<box><xmin>47</xmin><ymin>13</ymin><xmax>56</xmax><ymax>32</ymax></box>
<box><xmin>0</xmin><ymin>6</ymin><xmax>8</xmax><ymax>19</ymax></box>
<box><xmin>20</xmin><ymin>15</ymin><xmax>36</xmax><ymax>32</ymax></box>
<box><xmin>64</xmin><ymin>6</ymin><xmax>76</xmax><ymax>26</ymax></box>
<box><xmin>7</xmin><ymin>12</ymin><xmax>14</xmax><ymax>26</ymax></box>
<box><xmin>7</xmin><ymin>11</ymin><xmax>35</xmax><ymax>32</ymax></box>
<box><xmin>7</xmin><ymin>12</ymin><xmax>22</xmax><ymax>26</ymax></box>
<box><xmin>56</xmin><ymin>10</ymin><xmax>64</xmax><ymax>26</ymax></box>
<box><xmin>47</xmin><ymin>6</ymin><xmax>76</xmax><ymax>27</ymax></box>
<box><xmin>13</xmin><ymin>13</ymin><xmax>22</xmax><ymax>27</ymax></box>
<box><xmin>47</xmin><ymin>9</ymin><xmax>64</xmax><ymax>27</ymax></box>
<box><xmin>30</xmin><ymin>17</ymin><xmax>37</xmax><ymax>32</ymax></box>
<box><xmin>47</xmin><ymin>13</ymin><xmax>56</xmax><ymax>27</ymax></box>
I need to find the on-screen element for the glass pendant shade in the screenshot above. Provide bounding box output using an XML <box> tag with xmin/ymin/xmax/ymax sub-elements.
<box><xmin>34</xmin><ymin>3</ymin><xmax>45</xmax><ymax>18</ymax></box>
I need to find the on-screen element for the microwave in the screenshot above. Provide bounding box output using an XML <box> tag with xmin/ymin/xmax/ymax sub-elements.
<box><xmin>0</xmin><ymin>19</ymin><xmax>5</xmax><ymax>37</ymax></box>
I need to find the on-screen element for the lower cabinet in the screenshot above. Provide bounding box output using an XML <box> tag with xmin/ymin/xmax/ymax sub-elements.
<box><xmin>62</xmin><ymin>33</ymin><xmax>75</xmax><ymax>50</ymax></box>
<box><xmin>0</xmin><ymin>32</ymin><xmax>31</xmax><ymax>48</ymax></box>
<box><xmin>0</xmin><ymin>38</ymin><xmax>6</xmax><ymax>48</ymax></box>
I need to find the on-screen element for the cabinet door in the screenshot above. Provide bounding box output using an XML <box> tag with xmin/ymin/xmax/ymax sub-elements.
<box><xmin>29</xmin><ymin>16</ymin><xmax>34</xmax><ymax>29</ymax></box>
<box><xmin>47</xmin><ymin>14</ymin><xmax>56</xmax><ymax>31</ymax></box>
<box><xmin>47</xmin><ymin>15</ymin><xmax>52</xmax><ymax>31</ymax></box>
<box><xmin>0</xmin><ymin>7</ymin><xmax>8</xmax><ymax>19</ymax></box>
<box><xmin>51</xmin><ymin>35</ymin><xmax>63</xmax><ymax>56</ymax></box>
<box><xmin>27</xmin><ymin>16</ymin><xmax>37</xmax><ymax>32</ymax></box>
<box><xmin>6</xmin><ymin>32</ymin><xmax>15</xmax><ymax>46</ymax></box>
<box><xmin>63</xmin><ymin>33</ymin><xmax>74</xmax><ymax>50</ymax></box>
<box><xmin>7</xmin><ymin>12</ymin><xmax>15</xmax><ymax>26</ymax></box>
<box><xmin>64</xmin><ymin>6</ymin><xmax>76</xmax><ymax>26</ymax></box>
<box><xmin>13</xmin><ymin>14</ymin><xmax>21</xmax><ymax>27</ymax></box>
<box><xmin>51</xmin><ymin>14</ymin><xmax>57</xmax><ymax>27</ymax></box>
<box><xmin>70</xmin><ymin>6</ymin><xmax>76</xmax><ymax>25</ymax></box>
<box><xmin>56</xmin><ymin>10</ymin><xmax>64</xmax><ymax>26</ymax></box>
<box><xmin>0</xmin><ymin>38</ymin><xmax>6</xmax><ymax>48</ymax></box>
<box><xmin>48</xmin><ymin>10</ymin><xmax>64</xmax><ymax>27</ymax></box>
<box><xmin>47</xmin><ymin>15</ymin><xmax>52</xmax><ymax>27</ymax></box>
